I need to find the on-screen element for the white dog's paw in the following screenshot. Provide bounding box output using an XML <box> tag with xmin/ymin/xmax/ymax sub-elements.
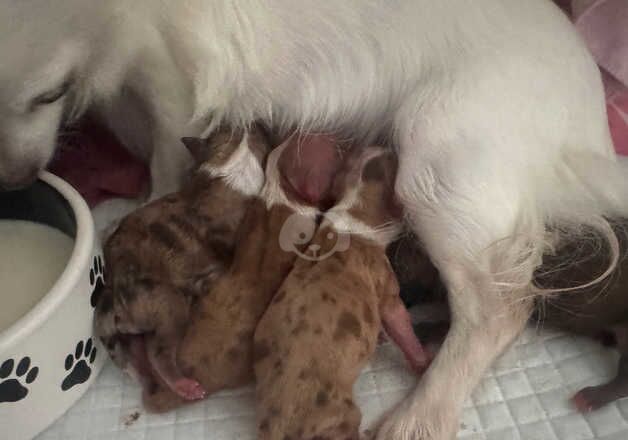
<box><xmin>375</xmin><ymin>398</ymin><xmax>457</xmax><ymax>440</ymax></box>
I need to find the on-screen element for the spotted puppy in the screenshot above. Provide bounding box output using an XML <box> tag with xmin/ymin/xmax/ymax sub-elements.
<box><xmin>253</xmin><ymin>148</ymin><xmax>429</xmax><ymax>440</ymax></box>
<box><xmin>144</xmin><ymin>136</ymin><xmax>325</xmax><ymax>412</ymax></box>
<box><xmin>94</xmin><ymin>125</ymin><xmax>271</xmax><ymax>401</ymax></box>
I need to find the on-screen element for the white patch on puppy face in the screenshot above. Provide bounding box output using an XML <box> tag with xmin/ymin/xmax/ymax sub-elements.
<box><xmin>324</xmin><ymin>147</ymin><xmax>401</xmax><ymax>247</ymax></box>
<box><xmin>324</xmin><ymin>210</ymin><xmax>401</xmax><ymax>248</ymax></box>
<box><xmin>201</xmin><ymin>132</ymin><xmax>265</xmax><ymax>196</ymax></box>
<box><xmin>261</xmin><ymin>138</ymin><xmax>319</xmax><ymax>218</ymax></box>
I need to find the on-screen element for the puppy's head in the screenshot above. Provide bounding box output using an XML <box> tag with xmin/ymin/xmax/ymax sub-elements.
<box><xmin>181</xmin><ymin>124</ymin><xmax>272</xmax><ymax>168</ymax></box>
<box><xmin>181</xmin><ymin>124</ymin><xmax>272</xmax><ymax>196</ymax></box>
<box><xmin>0</xmin><ymin>3</ymin><xmax>92</xmax><ymax>189</ymax></box>
<box><xmin>330</xmin><ymin>147</ymin><xmax>402</xmax><ymax>243</ymax></box>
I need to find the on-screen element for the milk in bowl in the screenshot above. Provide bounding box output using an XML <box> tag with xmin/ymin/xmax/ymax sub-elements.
<box><xmin>0</xmin><ymin>221</ymin><xmax>74</xmax><ymax>332</ymax></box>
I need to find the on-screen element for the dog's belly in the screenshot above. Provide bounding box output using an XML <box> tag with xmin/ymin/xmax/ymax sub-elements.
<box><xmin>188</xmin><ymin>0</ymin><xmax>601</xmax><ymax>146</ymax></box>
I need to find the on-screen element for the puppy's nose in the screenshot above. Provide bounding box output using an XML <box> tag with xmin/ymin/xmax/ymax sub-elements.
<box><xmin>308</xmin><ymin>244</ymin><xmax>321</xmax><ymax>252</ymax></box>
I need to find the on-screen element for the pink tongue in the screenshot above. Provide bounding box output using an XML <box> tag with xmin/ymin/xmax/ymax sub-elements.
<box><xmin>278</xmin><ymin>134</ymin><xmax>343</xmax><ymax>205</ymax></box>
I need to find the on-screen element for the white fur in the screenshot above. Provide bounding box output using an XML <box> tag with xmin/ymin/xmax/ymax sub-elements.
<box><xmin>201</xmin><ymin>133</ymin><xmax>265</xmax><ymax>197</ymax></box>
<box><xmin>326</xmin><ymin>147</ymin><xmax>402</xmax><ymax>248</ymax></box>
<box><xmin>324</xmin><ymin>211</ymin><xmax>401</xmax><ymax>248</ymax></box>
<box><xmin>3</xmin><ymin>1</ymin><xmax>628</xmax><ymax>438</ymax></box>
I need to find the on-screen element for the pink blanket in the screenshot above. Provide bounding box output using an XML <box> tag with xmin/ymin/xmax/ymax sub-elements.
<box><xmin>48</xmin><ymin>118</ymin><xmax>149</xmax><ymax>207</ymax></box>
<box><xmin>557</xmin><ymin>0</ymin><xmax>628</xmax><ymax>155</ymax></box>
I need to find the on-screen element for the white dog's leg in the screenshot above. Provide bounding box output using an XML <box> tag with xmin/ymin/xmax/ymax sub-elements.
<box><xmin>376</xmin><ymin>117</ymin><xmax>541</xmax><ymax>439</ymax></box>
<box><xmin>149</xmin><ymin>130</ymin><xmax>192</xmax><ymax>199</ymax></box>
<box><xmin>377</xmin><ymin>264</ymin><xmax>531</xmax><ymax>439</ymax></box>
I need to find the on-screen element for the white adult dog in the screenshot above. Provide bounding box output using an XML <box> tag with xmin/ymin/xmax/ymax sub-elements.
<box><xmin>2</xmin><ymin>0</ymin><xmax>628</xmax><ymax>438</ymax></box>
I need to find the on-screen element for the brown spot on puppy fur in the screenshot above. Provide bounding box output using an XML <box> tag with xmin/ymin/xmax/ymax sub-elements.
<box><xmin>148</xmin><ymin>222</ymin><xmax>184</xmax><ymax>252</ymax></box>
<box><xmin>94</xmin><ymin>124</ymin><xmax>272</xmax><ymax>405</ymax></box>
<box><xmin>363</xmin><ymin>303</ymin><xmax>374</xmax><ymax>325</ymax></box>
<box><xmin>260</xmin><ymin>419</ymin><xmax>270</xmax><ymax>432</ymax></box>
<box><xmin>253</xmin><ymin>341</ymin><xmax>271</xmax><ymax>363</ymax></box>
<box><xmin>273</xmin><ymin>289</ymin><xmax>287</xmax><ymax>304</ymax></box>
<box><xmin>291</xmin><ymin>320</ymin><xmax>310</xmax><ymax>336</ymax></box>
<box><xmin>334</xmin><ymin>312</ymin><xmax>362</xmax><ymax>340</ymax></box>
<box><xmin>227</xmin><ymin>347</ymin><xmax>241</xmax><ymax>361</ymax></box>
<box><xmin>315</xmin><ymin>390</ymin><xmax>329</xmax><ymax>407</ymax></box>
<box><xmin>253</xmin><ymin>147</ymin><xmax>429</xmax><ymax>440</ymax></box>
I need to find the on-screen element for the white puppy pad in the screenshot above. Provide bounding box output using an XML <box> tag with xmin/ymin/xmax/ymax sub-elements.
<box><xmin>36</xmin><ymin>327</ymin><xmax>628</xmax><ymax>440</ymax></box>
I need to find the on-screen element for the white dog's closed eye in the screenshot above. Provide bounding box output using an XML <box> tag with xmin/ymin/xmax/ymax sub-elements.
<box><xmin>28</xmin><ymin>78</ymin><xmax>73</xmax><ymax>111</ymax></box>
<box><xmin>15</xmin><ymin>41</ymin><xmax>87</xmax><ymax>113</ymax></box>
<box><xmin>0</xmin><ymin>41</ymin><xmax>87</xmax><ymax>188</ymax></box>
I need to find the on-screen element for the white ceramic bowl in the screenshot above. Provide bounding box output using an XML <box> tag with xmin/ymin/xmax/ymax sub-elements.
<box><xmin>0</xmin><ymin>171</ymin><xmax>105</xmax><ymax>440</ymax></box>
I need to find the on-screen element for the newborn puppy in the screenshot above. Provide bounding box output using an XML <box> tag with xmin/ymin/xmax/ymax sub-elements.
<box><xmin>94</xmin><ymin>125</ymin><xmax>271</xmax><ymax>401</ymax></box>
<box><xmin>144</xmin><ymin>136</ymin><xmax>325</xmax><ymax>412</ymax></box>
<box><xmin>536</xmin><ymin>221</ymin><xmax>628</xmax><ymax>411</ymax></box>
<box><xmin>253</xmin><ymin>148</ymin><xmax>429</xmax><ymax>440</ymax></box>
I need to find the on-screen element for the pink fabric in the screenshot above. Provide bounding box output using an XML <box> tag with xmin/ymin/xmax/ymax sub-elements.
<box><xmin>48</xmin><ymin>119</ymin><xmax>149</xmax><ymax>207</ymax></box>
<box><xmin>558</xmin><ymin>0</ymin><xmax>628</xmax><ymax>156</ymax></box>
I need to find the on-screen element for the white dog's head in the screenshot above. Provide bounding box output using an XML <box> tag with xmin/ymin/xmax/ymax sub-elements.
<box><xmin>0</xmin><ymin>1</ymin><xmax>94</xmax><ymax>189</ymax></box>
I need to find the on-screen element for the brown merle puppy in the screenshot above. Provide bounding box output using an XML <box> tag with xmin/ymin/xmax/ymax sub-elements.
<box><xmin>253</xmin><ymin>148</ymin><xmax>428</xmax><ymax>440</ymax></box>
<box><xmin>144</xmin><ymin>136</ymin><xmax>326</xmax><ymax>412</ymax></box>
<box><xmin>94</xmin><ymin>125</ymin><xmax>271</xmax><ymax>401</ymax></box>
<box><xmin>535</xmin><ymin>221</ymin><xmax>628</xmax><ymax>412</ymax></box>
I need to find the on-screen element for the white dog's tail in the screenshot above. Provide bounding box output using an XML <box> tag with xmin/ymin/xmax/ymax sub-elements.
<box><xmin>555</xmin><ymin>152</ymin><xmax>628</xmax><ymax>219</ymax></box>
<box><xmin>535</xmin><ymin>151</ymin><xmax>628</xmax><ymax>295</ymax></box>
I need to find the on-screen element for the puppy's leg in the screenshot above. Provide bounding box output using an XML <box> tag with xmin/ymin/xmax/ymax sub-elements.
<box><xmin>377</xmin><ymin>130</ymin><xmax>536</xmax><ymax>439</ymax></box>
<box><xmin>573</xmin><ymin>324</ymin><xmax>628</xmax><ymax>411</ymax></box>
<box><xmin>141</xmin><ymin>285</ymin><xmax>206</xmax><ymax>401</ymax></box>
<box><xmin>379</xmin><ymin>272</ymin><xmax>430</xmax><ymax>372</ymax></box>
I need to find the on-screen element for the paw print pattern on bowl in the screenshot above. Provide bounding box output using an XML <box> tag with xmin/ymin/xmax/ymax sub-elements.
<box><xmin>0</xmin><ymin>357</ymin><xmax>39</xmax><ymax>403</ymax></box>
<box><xmin>61</xmin><ymin>339</ymin><xmax>97</xmax><ymax>391</ymax></box>
<box><xmin>89</xmin><ymin>256</ymin><xmax>105</xmax><ymax>307</ymax></box>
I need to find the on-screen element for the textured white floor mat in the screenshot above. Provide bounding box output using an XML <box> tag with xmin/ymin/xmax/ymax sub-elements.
<box><xmin>36</xmin><ymin>326</ymin><xmax>628</xmax><ymax>440</ymax></box>
<box><xmin>37</xmin><ymin>206</ymin><xmax>627</xmax><ymax>439</ymax></box>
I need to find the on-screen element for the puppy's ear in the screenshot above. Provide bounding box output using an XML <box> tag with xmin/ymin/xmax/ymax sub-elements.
<box><xmin>181</xmin><ymin>137</ymin><xmax>208</xmax><ymax>164</ymax></box>
<box><xmin>361</xmin><ymin>150</ymin><xmax>397</xmax><ymax>188</ymax></box>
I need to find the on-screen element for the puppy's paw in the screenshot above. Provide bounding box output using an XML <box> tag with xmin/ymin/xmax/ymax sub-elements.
<box><xmin>173</xmin><ymin>378</ymin><xmax>207</xmax><ymax>401</ymax></box>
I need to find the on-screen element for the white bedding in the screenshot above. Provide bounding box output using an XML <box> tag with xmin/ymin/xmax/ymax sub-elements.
<box><xmin>36</xmin><ymin>204</ymin><xmax>628</xmax><ymax>440</ymax></box>
<box><xmin>36</xmin><ymin>325</ymin><xmax>628</xmax><ymax>440</ymax></box>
